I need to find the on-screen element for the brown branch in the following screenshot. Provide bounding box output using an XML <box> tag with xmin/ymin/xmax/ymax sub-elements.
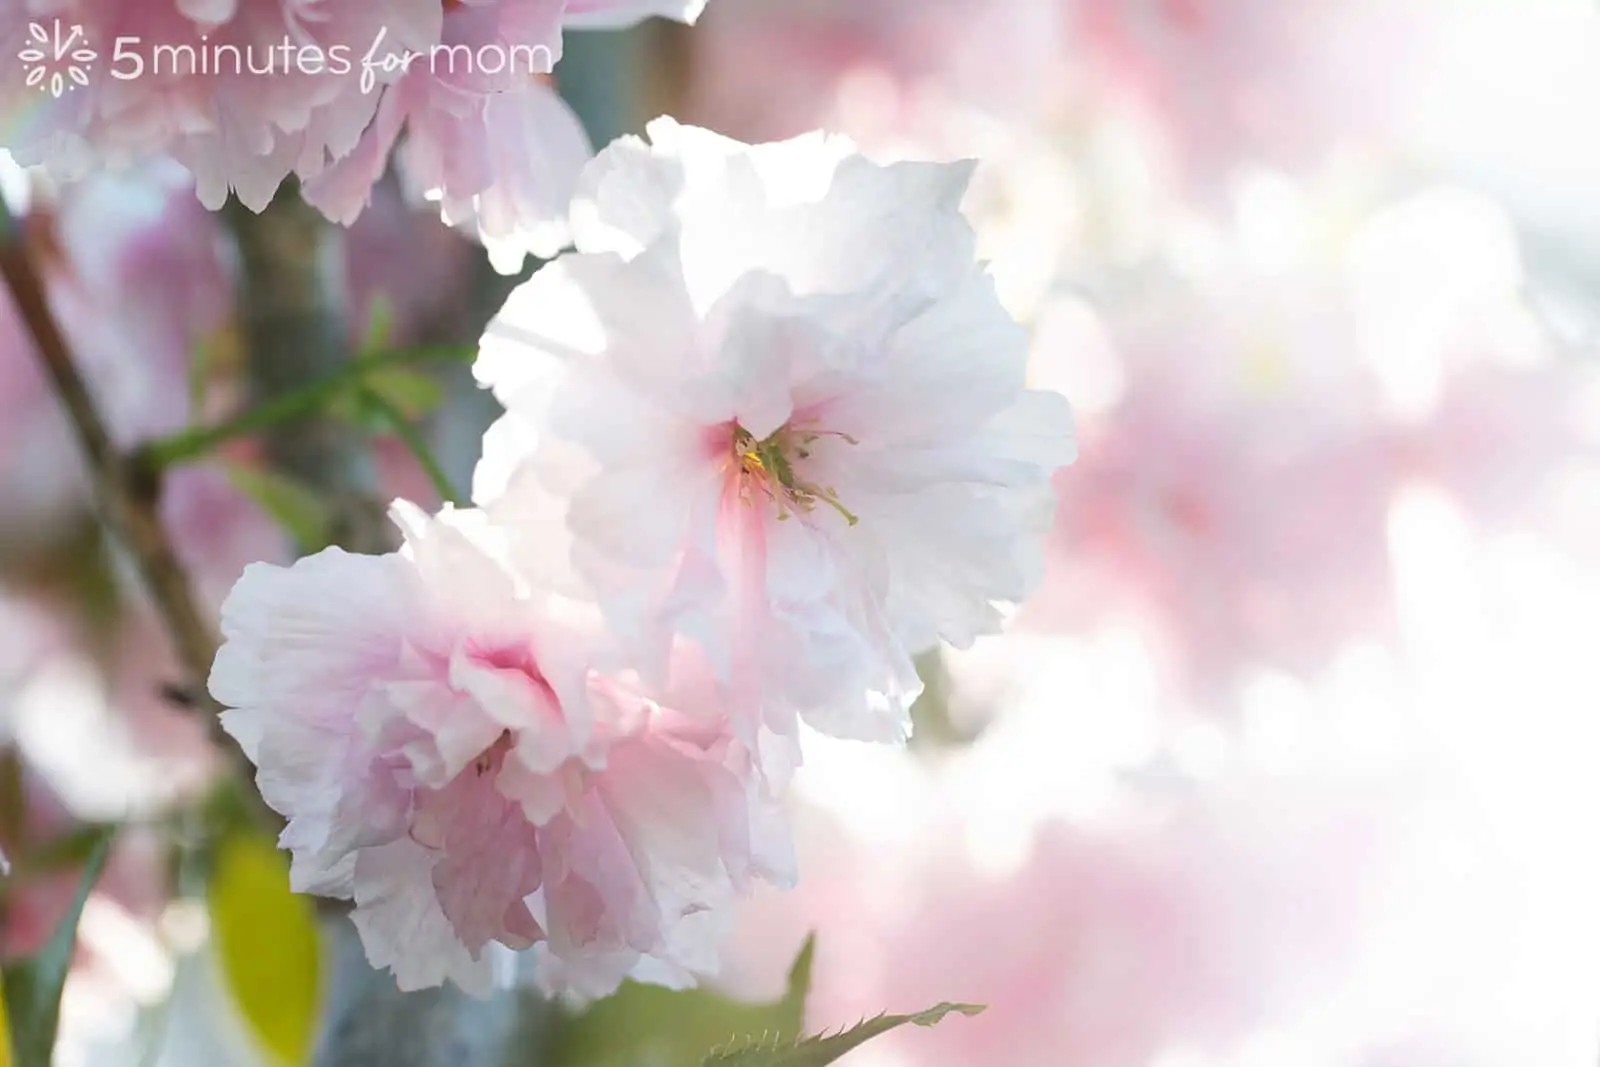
<box><xmin>224</xmin><ymin>188</ymin><xmax>393</xmax><ymax>556</ymax></box>
<box><xmin>0</xmin><ymin>198</ymin><xmax>222</xmax><ymax>715</ymax></box>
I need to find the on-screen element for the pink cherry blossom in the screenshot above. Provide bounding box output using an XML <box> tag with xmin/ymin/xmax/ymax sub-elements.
<box><xmin>1022</xmin><ymin>230</ymin><xmax>1406</xmax><ymax>696</ymax></box>
<box><xmin>723</xmin><ymin>762</ymin><xmax>1501</xmax><ymax>1067</ymax></box>
<box><xmin>0</xmin><ymin>0</ymin><xmax>440</xmax><ymax>209</ymax></box>
<box><xmin>161</xmin><ymin>462</ymin><xmax>290</xmax><ymax>611</ymax></box>
<box><xmin>1033</xmin><ymin>383</ymin><xmax>1400</xmax><ymax>697</ymax></box>
<box><xmin>472</xmin><ymin>119</ymin><xmax>1076</xmax><ymax>766</ymax></box>
<box><xmin>1070</xmin><ymin>0</ymin><xmax>1447</xmax><ymax>192</ymax></box>
<box><xmin>682</xmin><ymin>0</ymin><xmax>1065</xmax><ymax>147</ymax></box>
<box><xmin>209</xmin><ymin>500</ymin><xmax>792</xmax><ymax>996</ymax></box>
<box><xmin>2</xmin><ymin>1</ymin><xmax>710</xmax><ymax>241</ymax></box>
<box><xmin>304</xmin><ymin>73</ymin><xmax>592</xmax><ymax>273</ymax></box>
<box><xmin>0</xmin><ymin>462</ymin><xmax>281</xmax><ymax>805</ymax></box>
<box><xmin>1399</xmin><ymin>360</ymin><xmax>1600</xmax><ymax>557</ymax></box>
<box><xmin>344</xmin><ymin>177</ymin><xmax>473</xmax><ymax>347</ymax></box>
<box><xmin>1</xmin><ymin>161</ymin><xmax>233</xmax><ymax>549</ymax></box>
<box><xmin>1345</xmin><ymin>189</ymin><xmax>1600</xmax><ymax>558</ymax></box>
<box><xmin>302</xmin><ymin>0</ymin><xmax>709</xmax><ymax>270</ymax></box>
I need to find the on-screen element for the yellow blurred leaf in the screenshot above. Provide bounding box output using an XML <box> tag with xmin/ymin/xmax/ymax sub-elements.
<box><xmin>1</xmin><ymin>979</ymin><xmax>13</xmax><ymax>1067</ymax></box>
<box><xmin>207</xmin><ymin>834</ymin><xmax>321</xmax><ymax>1066</ymax></box>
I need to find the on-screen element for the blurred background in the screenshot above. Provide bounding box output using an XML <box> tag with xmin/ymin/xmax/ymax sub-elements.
<box><xmin>6</xmin><ymin>1</ymin><xmax>1600</xmax><ymax>1065</ymax></box>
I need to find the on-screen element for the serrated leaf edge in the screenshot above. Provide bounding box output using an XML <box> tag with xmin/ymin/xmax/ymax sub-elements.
<box><xmin>702</xmin><ymin>1002</ymin><xmax>985</xmax><ymax>1067</ymax></box>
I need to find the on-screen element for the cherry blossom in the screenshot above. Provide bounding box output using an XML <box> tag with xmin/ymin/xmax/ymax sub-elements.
<box><xmin>1</xmin><ymin>160</ymin><xmax>233</xmax><ymax>549</ymax></box>
<box><xmin>473</xmin><ymin>119</ymin><xmax>1076</xmax><ymax>766</ymax></box>
<box><xmin>0</xmin><ymin>0</ymin><xmax>439</xmax><ymax>208</ymax></box>
<box><xmin>1</xmin><ymin>1</ymin><xmax>711</xmax><ymax>250</ymax></box>
<box><xmin>682</xmin><ymin>0</ymin><xmax>1064</xmax><ymax>146</ymax></box>
<box><xmin>1070</xmin><ymin>0</ymin><xmax>1448</xmax><ymax>193</ymax></box>
<box><xmin>209</xmin><ymin>500</ymin><xmax>792</xmax><ymax>996</ymax></box>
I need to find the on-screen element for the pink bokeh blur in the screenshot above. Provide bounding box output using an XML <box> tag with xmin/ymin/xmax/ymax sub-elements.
<box><xmin>4</xmin><ymin>1</ymin><xmax>1600</xmax><ymax>1064</ymax></box>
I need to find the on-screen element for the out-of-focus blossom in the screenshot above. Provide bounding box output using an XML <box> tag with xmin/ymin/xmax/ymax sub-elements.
<box><xmin>1069</xmin><ymin>0</ymin><xmax>1447</xmax><ymax>194</ymax></box>
<box><xmin>0</xmin><ymin>161</ymin><xmax>271</xmax><ymax>803</ymax></box>
<box><xmin>161</xmin><ymin>463</ymin><xmax>290</xmax><ymax>612</ymax></box>
<box><xmin>474</xmin><ymin>119</ymin><xmax>1076</xmax><ymax>768</ymax></box>
<box><xmin>1403</xmin><ymin>360</ymin><xmax>1600</xmax><ymax>554</ymax></box>
<box><xmin>209</xmin><ymin>501</ymin><xmax>792</xmax><ymax>997</ymax></box>
<box><xmin>684</xmin><ymin>0</ymin><xmax>1066</xmax><ymax>145</ymax></box>
<box><xmin>1028</xmin><ymin>259</ymin><xmax>1397</xmax><ymax>696</ymax></box>
<box><xmin>344</xmin><ymin>177</ymin><xmax>473</xmax><ymax>347</ymax></box>
<box><xmin>1</xmin><ymin>580</ymin><xmax>224</xmax><ymax>810</ymax></box>
<box><xmin>0</xmin><ymin>757</ymin><xmax>169</xmax><ymax>968</ymax></box>
<box><xmin>1</xmin><ymin>161</ymin><xmax>233</xmax><ymax>548</ymax></box>
<box><xmin>1022</xmin><ymin>180</ymin><xmax>1600</xmax><ymax>699</ymax></box>
<box><xmin>721</xmin><ymin>700</ymin><xmax>1536</xmax><ymax>1067</ymax></box>
<box><xmin>1346</xmin><ymin>188</ymin><xmax>1600</xmax><ymax>553</ymax></box>
<box><xmin>0</xmin><ymin>284</ymin><xmax>82</xmax><ymax>542</ymax></box>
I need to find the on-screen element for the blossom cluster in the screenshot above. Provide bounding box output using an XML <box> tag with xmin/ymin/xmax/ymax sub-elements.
<box><xmin>205</xmin><ymin>119</ymin><xmax>1077</xmax><ymax>996</ymax></box>
<box><xmin>0</xmin><ymin>0</ymin><xmax>707</xmax><ymax>271</ymax></box>
<box><xmin>7</xmin><ymin>1</ymin><xmax>1598</xmax><ymax>1061</ymax></box>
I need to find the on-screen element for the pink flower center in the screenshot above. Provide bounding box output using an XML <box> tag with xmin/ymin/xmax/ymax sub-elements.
<box><xmin>468</xmin><ymin>642</ymin><xmax>562</xmax><ymax>710</ymax></box>
<box><xmin>470</xmin><ymin>731</ymin><xmax>513</xmax><ymax>778</ymax></box>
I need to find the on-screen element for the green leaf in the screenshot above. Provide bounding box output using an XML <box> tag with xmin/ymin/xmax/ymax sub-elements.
<box><xmin>359</xmin><ymin>294</ymin><xmax>396</xmax><ymax>355</ymax></box>
<box><xmin>702</xmin><ymin>1003</ymin><xmax>986</xmax><ymax>1067</ymax></box>
<box><xmin>12</xmin><ymin>825</ymin><xmax>118</xmax><ymax>877</ymax></box>
<box><xmin>547</xmin><ymin>934</ymin><xmax>816</xmax><ymax>1067</ymax></box>
<box><xmin>222</xmin><ymin>461</ymin><xmax>331</xmax><ymax>553</ymax></box>
<box><xmin>207</xmin><ymin>832</ymin><xmax>321</xmax><ymax>1067</ymax></box>
<box><xmin>363</xmin><ymin>369</ymin><xmax>444</xmax><ymax>420</ymax></box>
<box><xmin>143</xmin><ymin>345</ymin><xmax>477</xmax><ymax>471</ymax></box>
<box><xmin>1</xmin><ymin>827</ymin><xmax>115</xmax><ymax>1067</ymax></box>
<box><xmin>187</xmin><ymin>325</ymin><xmax>242</xmax><ymax>423</ymax></box>
<box><xmin>330</xmin><ymin>369</ymin><xmax>444</xmax><ymax>428</ymax></box>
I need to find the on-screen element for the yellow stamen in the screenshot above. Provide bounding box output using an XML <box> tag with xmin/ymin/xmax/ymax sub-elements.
<box><xmin>731</xmin><ymin>424</ymin><xmax>859</xmax><ymax>526</ymax></box>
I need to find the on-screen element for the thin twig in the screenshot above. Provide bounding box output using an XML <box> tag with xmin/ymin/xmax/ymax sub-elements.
<box><xmin>140</xmin><ymin>344</ymin><xmax>477</xmax><ymax>470</ymax></box>
<box><xmin>0</xmin><ymin>198</ymin><xmax>222</xmax><ymax>717</ymax></box>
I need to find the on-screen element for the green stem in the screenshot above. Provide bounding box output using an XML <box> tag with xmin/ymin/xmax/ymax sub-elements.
<box><xmin>358</xmin><ymin>387</ymin><xmax>464</xmax><ymax>507</ymax></box>
<box><xmin>141</xmin><ymin>345</ymin><xmax>477</xmax><ymax>470</ymax></box>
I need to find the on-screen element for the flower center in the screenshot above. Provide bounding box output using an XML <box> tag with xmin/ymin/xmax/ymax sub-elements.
<box><xmin>730</xmin><ymin>423</ymin><xmax>859</xmax><ymax>526</ymax></box>
<box><xmin>471</xmin><ymin>731</ymin><xmax>513</xmax><ymax>778</ymax></box>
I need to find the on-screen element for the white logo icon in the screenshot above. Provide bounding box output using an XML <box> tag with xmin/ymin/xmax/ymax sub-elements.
<box><xmin>18</xmin><ymin>21</ymin><xmax>97</xmax><ymax>98</ymax></box>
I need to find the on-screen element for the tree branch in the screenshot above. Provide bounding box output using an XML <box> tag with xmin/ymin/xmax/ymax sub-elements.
<box><xmin>0</xmin><ymin>197</ymin><xmax>221</xmax><ymax>716</ymax></box>
<box><xmin>224</xmin><ymin>188</ymin><xmax>395</xmax><ymax>556</ymax></box>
